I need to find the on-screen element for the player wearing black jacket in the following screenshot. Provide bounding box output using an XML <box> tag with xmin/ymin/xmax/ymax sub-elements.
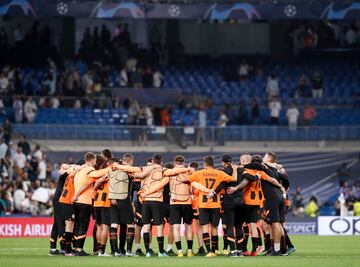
<box><xmin>49</xmin><ymin>165</ymin><xmax>69</xmax><ymax>256</ymax></box>
<box><xmin>261</xmin><ymin>153</ymin><xmax>288</xmax><ymax>256</ymax></box>
<box><xmin>213</xmin><ymin>155</ymin><xmax>259</xmax><ymax>257</ymax></box>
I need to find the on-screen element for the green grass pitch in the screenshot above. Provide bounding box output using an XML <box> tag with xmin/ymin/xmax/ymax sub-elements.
<box><xmin>0</xmin><ymin>236</ymin><xmax>359</xmax><ymax>267</ymax></box>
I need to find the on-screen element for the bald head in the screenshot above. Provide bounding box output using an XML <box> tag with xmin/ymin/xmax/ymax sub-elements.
<box><xmin>240</xmin><ymin>154</ymin><xmax>252</xmax><ymax>165</ymax></box>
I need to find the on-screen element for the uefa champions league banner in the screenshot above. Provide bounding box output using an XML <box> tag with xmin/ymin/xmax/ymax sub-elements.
<box><xmin>318</xmin><ymin>216</ymin><xmax>360</xmax><ymax>236</ymax></box>
<box><xmin>1</xmin><ymin>1</ymin><xmax>360</xmax><ymax>20</ymax></box>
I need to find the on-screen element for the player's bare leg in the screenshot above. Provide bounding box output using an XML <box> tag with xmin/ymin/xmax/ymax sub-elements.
<box><xmin>98</xmin><ymin>224</ymin><xmax>110</xmax><ymax>256</ymax></box>
<box><xmin>249</xmin><ymin>222</ymin><xmax>260</xmax><ymax>256</ymax></box>
<box><xmin>167</xmin><ymin>224</ymin><xmax>175</xmax><ymax>255</ymax></box>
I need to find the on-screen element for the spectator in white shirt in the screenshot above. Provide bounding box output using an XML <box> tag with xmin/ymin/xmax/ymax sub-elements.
<box><xmin>33</xmin><ymin>145</ymin><xmax>43</xmax><ymax>160</ymax></box>
<box><xmin>50</xmin><ymin>96</ymin><xmax>60</xmax><ymax>109</ymax></box>
<box><xmin>196</xmin><ymin>105</ymin><xmax>207</xmax><ymax>146</ymax></box>
<box><xmin>286</xmin><ymin>103</ymin><xmax>300</xmax><ymax>131</ymax></box>
<box><xmin>38</xmin><ymin>157</ymin><xmax>47</xmax><ymax>182</ymax></box>
<box><xmin>120</xmin><ymin>67</ymin><xmax>128</xmax><ymax>87</ymax></box>
<box><xmin>13</xmin><ymin>96</ymin><xmax>23</xmax><ymax>123</ymax></box>
<box><xmin>239</xmin><ymin>60</ymin><xmax>250</xmax><ymax>80</ymax></box>
<box><xmin>0</xmin><ymin>139</ymin><xmax>8</xmax><ymax>160</ymax></box>
<box><xmin>153</xmin><ymin>68</ymin><xmax>163</xmax><ymax>88</ymax></box>
<box><xmin>24</xmin><ymin>96</ymin><xmax>37</xmax><ymax>123</ymax></box>
<box><xmin>144</xmin><ymin>106</ymin><xmax>153</xmax><ymax>126</ymax></box>
<box><xmin>269</xmin><ymin>97</ymin><xmax>282</xmax><ymax>125</ymax></box>
<box><xmin>81</xmin><ymin>70</ymin><xmax>94</xmax><ymax>94</ymax></box>
<box><xmin>266</xmin><ymin>74</ymin><xmax>279</xmax><ymax>99</ymax></box>
<box><xmin>13</xmin><ymin>182</ymin><xmax>30</xmax><ymax>213</ymax></box>
<box><xmin>217</xmin><ymin>110</ymin><xmax>228</xmax><ymax>146</ymax></box>
<box><xmin>0</xmin><ymin>72</ymin><xmax>9</xmax><ymax>93</ymax></box>
<box><xmin>12</xmin><ymin>147</ymin><xmax>26</xmax><ymax>169</ymax></box>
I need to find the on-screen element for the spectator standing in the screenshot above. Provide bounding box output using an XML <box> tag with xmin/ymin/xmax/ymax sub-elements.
<box><xmin>291</xmin><ymin>186</ymin><xmax>304</xmax><ymax>217</ymax></box>
<box><xmin>3</xmin><ymin>119</ymin><xmax>12</xmax><ymax>144</ymax></box>
<box><xmin>0</xmin><ymin>139</ymin><xmax>8</xmax><ymax>160</ymax></box>
<box><xmin>18</xmin><ymin>134</ymin><xmax>31</xmax><ymax>157</ymax></box>
<box><xmin>217</xmin><ymin>110</ymin><xmax>228</xmax><ymax>146</ymax></box>
<box><xmin>238</xmin><ymin>60</ymin><xmax>251</xmax><ymax>80</ymax></box>
<box><xmin>13</xmin><ymin>96</ymin><xmax>23</xmax><ymax>123</ymax></box>
<box><xmin>153</xmin><ymin>68</ymin><xmax>164</xmax><ymax>88</ymax></box>
<box><xmin>286</xmin><ymin>103</ymin><xmax>300</xmax><ymax>131</ymax></box>
<box><xmin>12</xmin><ymin>147</ymin><xmax>26</xmax><ymax>169</ymax></box>
<box><xmin>128</xmin><ymin>99</ymin><xmax>140</xmax><ymax>125</ymax></box>
<box><xmin>196</xmin><ymin>105</ymin><xmax>207</xmax><ymax>146</ymax></box>
<box><xmin>50</xmin><ymin>96</ymin><xmax>60</xmax><ymax>109</ymax></box>
<box><xmin>119</xmin><ymin>67</ymin><xmax>128</xmax><ymax>87</ymax></box>
<box><xmin>24</xmin><ymin>97</ymin><xmax>37</xmax><ymax>123</ymax></box>
<box><xmin>251</xmin><ymin>98</ymin><xmax>260</xmax><ymax>125</ymax></box>
<box><xmin>37</xmin><ymin>156</ymin><xmax>47</xmax><ymax>184</ymax></box>
<box><xmin>145</xmin><ymin>106</ymin><xmax>153</xmax><ymax>127</ymax></box>
<box><xmin>266</xmin><ymin>74</ymin><xmax>279</xmax><ymax>99</ymax></box>
<box><xmin>297</xmin><ymin>72</ymin><xmax>308</xmax><ymax>97</ymax></box>
<box><xmin>0</xmin><ymin>72</ymin><xmax>9</xmax><ymax>93</ymax></box>
<box><xmin>269</xmin><ymin>97</ymin><xmax>281</xmax><ymax>125</ymax></box>
<box><xmin>302</xmin><ymin>103</ymin><xmax>317</xmax><ymax>125</ymax></box>
<box><xmin>311</xmin><ymin>70</ymin><xmax>323</xmax><ymax>98</ymax></box>
<box><xmin>33</xmin><ymin>145</ymin><xmax>43</xmax><ymax>161</ymax></box>
<box><xmin>237</xmin><ymin>99</ymin><xmax>247</xmax><ymax>125</ymax></box>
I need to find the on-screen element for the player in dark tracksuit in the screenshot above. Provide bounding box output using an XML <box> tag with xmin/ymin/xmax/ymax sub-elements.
<box><xmin>214</xmin><ymin>155</ymin><xmax>259</xmax><ymax>257</ymax></box>
<box><xmin>49</xmin><ymin>167</ymin><xmax>69</xmax><ymax>256</ymax></box>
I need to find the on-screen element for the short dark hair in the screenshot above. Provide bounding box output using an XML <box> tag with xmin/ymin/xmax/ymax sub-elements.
<box><xmin>251</xmin><ymin>155</ymin><xmax>263</xmax><ymax>163</ymax></box>
<box><xmin>266</xmin><ymin>152</ymin><xmax>277</xmax><ymax>163</ymax></box>
<box><xmin>146</xmin><ymin>158</ymin><xmax>152</xmax><ymax>163</ymax></box>
<box><xmin>189</xmin><ymin>161</ymin><xmax>199</xmax><ymax>170</ymax></box>
<box><xmin>122</xmin><ymin>153</ymin><xmax>134</xmax><ymax>163</ymax></box>
<box><xmin>164</xmin><ymin>162</ymin><xmax>174</xmax><ymax>169</ymax></box>
<box><xmin>174</xmin><ymin>155</ymin><xmax>185</xmax><ymax>165</ymax></box>
<box><xmin>85</xmin><ymin>152</ymin><xmax>96</xmax><ymax>162</ymax></box>
<box><xmin>152</xmin><ymin>153</ymin><xmax>162</xmax><ymax>165</ymax></box>
<box><xmin>203</xmin><ymin>156</ymin><xmax>215</xmax><ymax>167</ymax></box>
<box><xmin>95</xmin><ymin>155</ymin><xmax>107</xmax><ymax>169</ymax></box>
<box><xmin>101</xmin><ymin>149</ymin><xmax>112</xmax><ymax>161</ymax></box>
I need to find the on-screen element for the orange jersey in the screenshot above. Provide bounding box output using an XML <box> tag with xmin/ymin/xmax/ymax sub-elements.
<box><xmin>191</xmin><ymin>188</ymin><xmax>199</xmax><ymax>210</ymax></box>
<box><xmin>242</xmin><ymin>168</ymin><xmax>272</xmax><ymax>207</ymax></box>
<box><xmin>93</xmin><ymin>178</ymin><xmax>110</xmax><ymax>208</ymax></box>
<box><xmin>59</xmin><ymin>175</ymin><xmax>75</xmax><ymax>204</ymax></box>
<box><xmin>73</xmin><ymin>166</ymin><xmax>110</xmax><ymax>205</ymax></box>
<box><xmin>188</xmin><ymin>168</ymin><xmax>233</xmax><ymax>209</ymax></box>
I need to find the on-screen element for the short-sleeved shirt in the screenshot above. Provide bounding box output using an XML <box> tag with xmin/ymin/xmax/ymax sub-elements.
<box><xmin>59</xmin><ymin>175</ymin><xmax>75</xmax><ymax>205</ymax></box>
<box><xmin>188</xmin><ymin>168</ymin><xmax>233</xmax><ymax>209</ymax></box>
<box><xmin>74</xmin><ymin>165</ymin><xmax>95</xmax><ymax>205</ymax></box>
<box><xmin>93</xmin><ymin>178</ymin><xmax>110</xmax><ymax>208</ymax></box>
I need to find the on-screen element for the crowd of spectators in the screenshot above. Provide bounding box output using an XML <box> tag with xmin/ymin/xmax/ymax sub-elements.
<box><xmin>288</xmin><ymin>21</ymin><xmax>360</xmax><ymax>54</ymax></box>
<box><xmin>337</xmin><ymin>180</ymin><xmax>360</xmax><ymax>216</ymax></box>
<box><xmin>0</xmin><ymin>130</ymin><xmax>61</xmax><ymax>216</ymax></box>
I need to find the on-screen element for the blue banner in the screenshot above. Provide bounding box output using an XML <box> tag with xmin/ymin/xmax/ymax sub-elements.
<box><xmin>1</xmin><ymin>1</ymin><xmax>360</xmax><ymax>20</ymax></box>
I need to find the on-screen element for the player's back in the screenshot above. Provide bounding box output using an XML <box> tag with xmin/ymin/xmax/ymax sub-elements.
<box><xmin>191</xmin><ymin>168</ymin><xmax>229</xmax><ymax>209</ymax></box>
<box><xmin>141</xmin><ymin>166</ymin><xmax>164</xmax><ymax>201</ymax></box>
<box><xmin>74</xmin><ymin>165</ymin><xmax>95</xmax><ymax>205</ymax></box>
<box><xmin>59</xmin><ymin>174</ymin><xmax>75</xmax><ymax>205</ymax></box>
<box><xmin>169</xmin><ymin>168</ymin><xmax>191</xmax><ymax>205</ymax></box>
